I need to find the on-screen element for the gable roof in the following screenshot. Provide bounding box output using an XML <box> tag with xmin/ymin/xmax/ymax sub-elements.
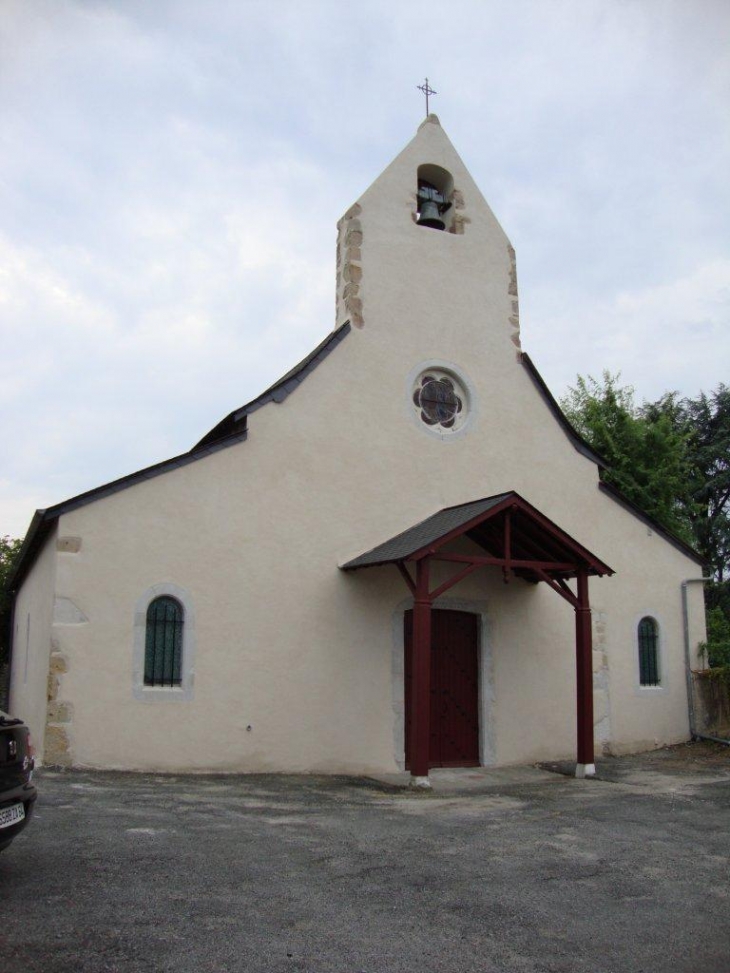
<box><xmin>342</xmin><ymin>491</ymin><xmax>614</xmax><ymax>580</ymax></box>
<box><xmin>343</xmin><ymin>494</ymin><xmax>513</xmax><ymax>568</ymax></box>
<box><xmin>9</xmin><ymin>315</ymin><xmax>703</xmax><ymax>591</ymax></box>
<box><xmin>8</xmin><ymin>322</ymin><xmax>352</xmax><ymax>591</ymax></box>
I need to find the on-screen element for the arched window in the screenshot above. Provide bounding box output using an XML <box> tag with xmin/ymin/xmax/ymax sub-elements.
<box><xmin>638</xmin><ymin>616</ymin><xmax>660</xmax><ymax>687</ymax></box>
<box><xmin>144</xmin><ymin>596</ymin><xmax>183</xmax><ymax>687</ymax></box>
<box><xmin>416</xmin><ymin>163</ymin><xmax>454</xmax><ymax>232</ymax></box>
<box><xmin>133</xmin><ymin>583</ymin><xmax>195</xmax><ymax>701</ymax></box>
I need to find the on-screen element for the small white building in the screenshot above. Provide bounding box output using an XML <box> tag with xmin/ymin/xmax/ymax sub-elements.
<box><xmin>9</xmin><ymin>116</ymin><xmax>706</xmax><ymax>782</ymax></box>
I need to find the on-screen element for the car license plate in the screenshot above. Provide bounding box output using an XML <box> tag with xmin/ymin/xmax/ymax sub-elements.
<box><xmin>0</xmin><ymin>803</ymin><xmax>25</xmax><ymax>829</ymax></box>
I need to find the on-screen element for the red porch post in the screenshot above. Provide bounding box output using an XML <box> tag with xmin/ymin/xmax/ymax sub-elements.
<box><xmin>410</xmin><ymin>558</ymin><xmax>432</xmax><ymax>785</ymax></box>
<box><xmin>575</xmin><ymin>570</ymin><xmax>596</xmax><ymax>778</ymax></box>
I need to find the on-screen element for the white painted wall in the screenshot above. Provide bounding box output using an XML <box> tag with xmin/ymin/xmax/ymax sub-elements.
<box><xmin>9</xmin><ymin>524</ymin><xmax>57</xmax><ymax>746</ymax></box>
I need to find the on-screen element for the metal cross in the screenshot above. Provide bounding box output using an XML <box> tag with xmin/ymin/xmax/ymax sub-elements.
<box><xmin>417</xmin><ymin>78</ymin><xmax>437</xmax><ymax>116</ymax></box>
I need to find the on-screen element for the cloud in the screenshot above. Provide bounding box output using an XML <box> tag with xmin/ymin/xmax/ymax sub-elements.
<box><xmin>527</xmin><ymin>258</ymin><xmax>730</xmax><ymax>402</ymax></box>
<box><xmin>0</xmin><ymin>0</ymin><xmax>729</xmax><ymax>537</ymax></box>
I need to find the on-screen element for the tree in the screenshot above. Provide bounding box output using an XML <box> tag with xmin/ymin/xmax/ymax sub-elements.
<box><xmin>0</xmin><ymin>536</ymin><xmax>23</xmax><ymax>708</ymax></box>
<box><xmin>643</xmin><ymin>385</ymin><xmax>730</xmax><ymax>615</ymax></box>
<box><xmin>699</xmin><ymin>607</ymin><xmax>730</xmax><ymax>672</ymax></box>
<box><xmin>562</xmin><ymin>375</ymin><xmax>730</xmax><ymax>673</ymax></box>
<box><xmin>561</xmin><ymin>373</ymin><xmax>694</xmax><ymax>544</ymax></box>
<box><xmin>679</xmin><ymin>385</ymin><xmax>730</xmax><ymax>590</ymax></box>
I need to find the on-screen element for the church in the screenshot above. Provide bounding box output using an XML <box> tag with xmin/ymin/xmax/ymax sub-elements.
<box><xmin>8</xmin><ymin>116</ymin><xmax>706</xmax><ymax>785</ymax></box>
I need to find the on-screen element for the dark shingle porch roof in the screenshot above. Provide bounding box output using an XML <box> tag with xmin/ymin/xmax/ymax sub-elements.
<box><xmin>341</xmin><ymin>491</ymin><xmax>614</xmax><ymax>580</ymax></box>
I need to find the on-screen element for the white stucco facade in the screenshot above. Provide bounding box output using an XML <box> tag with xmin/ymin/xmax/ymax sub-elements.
<box><xmin>9</xmin><ymin>117</ymin><xmax>706</xmax><ymax>773</ymax></box>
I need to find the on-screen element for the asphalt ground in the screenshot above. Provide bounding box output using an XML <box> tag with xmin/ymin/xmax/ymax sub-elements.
<box><xmin>1</xmin><ymin>742</ymin><xmax>728</xmax><ymax>973</ymax></box>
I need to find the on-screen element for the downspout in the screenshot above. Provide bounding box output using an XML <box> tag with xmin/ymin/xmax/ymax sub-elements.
<box><xmin>682</xmin><ymin>578</ymin><xmax>730</xmax><ymax>746</ymax></box>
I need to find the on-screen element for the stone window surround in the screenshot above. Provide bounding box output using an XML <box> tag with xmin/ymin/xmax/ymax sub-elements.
<box><xmin>133</xmin><ymin>582</ymin><xmax>196</xmax><ymax>702</ymax></box>
<box><xmin>406</xmin><ymin>360</ymin><xmax>477</xmax><ymax>441</ymax></box>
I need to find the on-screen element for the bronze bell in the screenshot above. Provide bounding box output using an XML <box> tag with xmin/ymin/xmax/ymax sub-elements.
<box><xmin>416</xmin><ymin>183</ymin><xmax>452</xmax><ymax>231</ymax></box>
<box><xmin>417</xmin><ymin>199</ymin><xmax>446</xmax><ymax>230</ymax></box>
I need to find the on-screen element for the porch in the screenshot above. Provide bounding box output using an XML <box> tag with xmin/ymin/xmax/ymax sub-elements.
<box><xmin>341</xmin><ymin>491</ymin><xmax>614</xmax><ymax>786</ymax></box>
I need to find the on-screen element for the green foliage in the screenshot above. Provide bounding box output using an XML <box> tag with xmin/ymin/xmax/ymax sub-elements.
<box><xmin>646</xmin><ymin>384</ymin><xmax>730</xmax><ymax>621</ymax></box>
<box><xmin>561</xmin><ymin>376</ymin><xmax>730</xmax><ymax>669</ymax></box>
<box><xmin>561</xmin><ymin>373</ymin><xmax>694</xmax><ymax>543</ymax></box>
<box><xmin>698</xmin><ymin>607</ymin><xmax>730</xmax><ymax>684</ymax></box>
<box><xmin>0</xmin><ymin>535</ymin><xmax>22</xmax><ymax>580</ymax></box>
<box><xmin>680</xmin><ymin>385</ymin><xmax>730</xmax><ymax>585</ymax></box>
<box><xmin>0</xmin><ymin>536</ymin><xmax>23</xmax><ymax>667</ymax></box>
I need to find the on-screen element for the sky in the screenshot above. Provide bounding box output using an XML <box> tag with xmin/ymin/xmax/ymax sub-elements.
<box><xmin>1</xmin><ymin>0</ymin><xmax>728</xmax><ymax>538</ymax></box>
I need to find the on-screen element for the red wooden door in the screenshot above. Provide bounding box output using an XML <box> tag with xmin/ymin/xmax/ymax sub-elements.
<box><xmin>404</xmin><ymin>609</ymin><xmax>480</xmax><ymax>768</ymax></box>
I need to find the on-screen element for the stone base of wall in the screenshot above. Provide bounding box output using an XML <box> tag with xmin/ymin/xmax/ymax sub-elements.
<box><xmin>44</xmin><ymin>645</ymin><xmax>73</xmax><ymax>766</ymax></box>
<box><xmin>692</xmin><ymin>671</ymin><xmax>730</xmax><ymax>738</ymax></box>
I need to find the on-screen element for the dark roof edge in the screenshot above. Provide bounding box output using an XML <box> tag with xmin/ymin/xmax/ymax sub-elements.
<box><xmin>598</xmin><ymin>480</ymin><xmax>705</xmax><ymax>566</ymax></box>
<box><xmin>519</xmin><ymin>352</ymin><xmax>607</xmax><ymax>469</ymax></box>
<box><xmin>519</xmin><ymin>353</ymin><xmax>703</xmax><ymax>565</ymax></box>
<box><xmin>6</xmin><ymin>510</ymin><xmax>50</xmax><ymax>593</ymax></box>
<box><xmin>194</xmin><ymin>321</ymin><xmax>352</xmax><ymax>450</ymax></box>
<box><xmin>8</xmin><ymin>429</ymin><xmax>248</xmax><ymax>592</ymax></box>
<box><xmin>11</xmin><ymin>321</ymin><xmax>354</xmax><ymax>591</ymax></box>
<box><xmin>341</xmin><ymin>494</ymin><xmax>513</xmax><ymax>570</ymax></box>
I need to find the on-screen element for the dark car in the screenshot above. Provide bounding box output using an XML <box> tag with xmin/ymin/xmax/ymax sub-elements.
<box><xmin>0</xmin><ymin>709</ymin><xmax>37</xmax><ymax>852</ymax></box>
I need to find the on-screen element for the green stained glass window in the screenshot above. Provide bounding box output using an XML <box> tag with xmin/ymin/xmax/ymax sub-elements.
<box><xmin>638</xmin><ymin>616</ymin><xmax>659</xmax><ymax>687</ymax></box>
<box><xmin>144</xmin><ymin>596</ymin><xmax>183</xmax><ymax>687</ymax></box>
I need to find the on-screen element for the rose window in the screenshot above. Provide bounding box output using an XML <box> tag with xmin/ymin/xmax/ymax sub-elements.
<box><xmin>413</xmin><ymin>375</ymin><xmax>463</xmax><ymax>429</ymax></box>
